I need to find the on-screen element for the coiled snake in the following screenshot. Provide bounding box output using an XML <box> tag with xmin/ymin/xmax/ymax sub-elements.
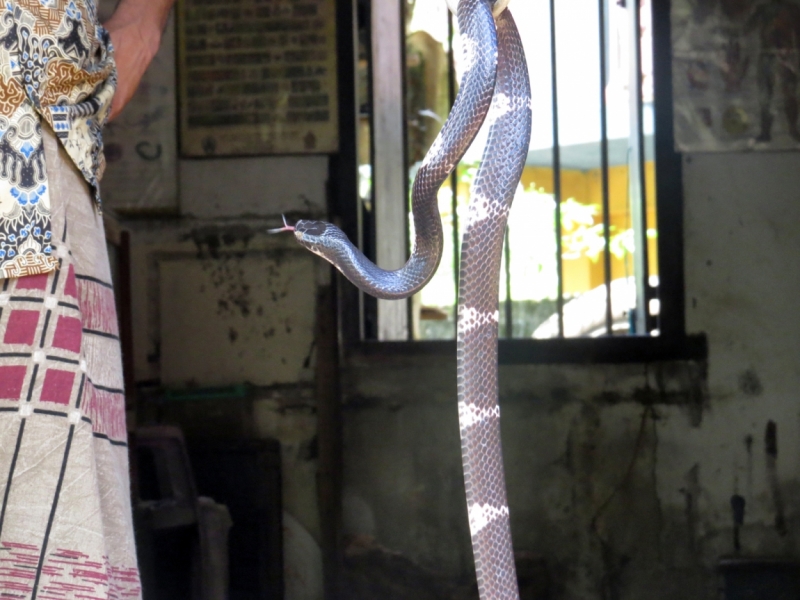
<box><xmin>274</xmin><ymin>1</ymin><xmax>531</xmax><ymax>597</ymax></box>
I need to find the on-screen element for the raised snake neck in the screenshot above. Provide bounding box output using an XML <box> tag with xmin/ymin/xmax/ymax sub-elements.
<box><xmin>283</xmin><ymin>2</ymin><xmax>531</xmax><ymax>598</ymax></box>
<box><xmin>288</xmin><ymin>0</ymin><xmax>497</xmax><ymax>299</ymax></box>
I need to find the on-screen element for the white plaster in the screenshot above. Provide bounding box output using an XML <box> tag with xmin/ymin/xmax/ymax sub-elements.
<box><xmin>158</xmin><ymin>250</ymin><xmax>316</xmax><ymax>387</ymax></box>
<box><xmin>179</xmin><ymin>156</ymin><xmax>328</xmax><ymax>218</ymax></box>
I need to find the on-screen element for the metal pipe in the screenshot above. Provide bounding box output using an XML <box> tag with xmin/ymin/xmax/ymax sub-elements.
<box><xmin>549</xmin><ymin>0</ymin><xmax>564</xmax><ymax>338</ymax></box>
<box><xmin>628</xmin><ymin>0</ymin><xmax>650</xmax><ymax>335</ymax></box>
<box><xmin>599</xmin><ymin>0</ymin><xmax>613</xmax><ymax>336</ymax></box>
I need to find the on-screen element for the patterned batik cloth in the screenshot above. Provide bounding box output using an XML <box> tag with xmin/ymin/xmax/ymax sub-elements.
<box><xmin>0</xmin><ymin>126</ymin><xmax>139</xmax><ymax>598</ymax></box>
<box><xmin>0</xmin><ymin>0</ymin><xmax>116</xmax><ymax>279</ymax></box>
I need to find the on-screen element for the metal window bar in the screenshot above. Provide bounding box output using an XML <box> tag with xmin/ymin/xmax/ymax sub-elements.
<box><xmin>376</xmin><ymin>0</ymin><xmax>656</xmax><ymax>341</ymax></box>
<box><xmin>549</xmin><ymin>0</ymin><xmax>564</xmax><ymax>338</ymax></box>
<box><xmin>599</xmin><ymin>0</ymin><xmax>613</xmax><ymax>337</ymax></box>
<box><xmin>358</xmin><ymin>2</ymin><xmax>371</xmax><ymax>342</ymax></box>
<box><xmin>628</xmin><ymin>0</ymin><xmax>651</xmax><ymax>335</ymax></box>
<box><xmin>651</xmin><ymin>0</ymin><xmax>683</xmax><ymax>341</ymax></box>
<box><xmin>372</xmin><ymin>0</ymin><xmax>408</xmax><ymax>341</ymax></box>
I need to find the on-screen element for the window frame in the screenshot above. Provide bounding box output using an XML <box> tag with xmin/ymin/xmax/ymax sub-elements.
<box><xmin>330</xmin><ymin>0</ymin><xmax>707</xmax><ymax>364</ymax></box>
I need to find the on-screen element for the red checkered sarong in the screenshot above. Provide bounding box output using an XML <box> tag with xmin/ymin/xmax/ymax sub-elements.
<box><xmin>0</xmin><ymin>127</ymin><xmax>140</xmax><ymax>598</ymax></box>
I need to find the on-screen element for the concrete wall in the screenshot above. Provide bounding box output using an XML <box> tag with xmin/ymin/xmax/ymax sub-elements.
<box><xmin>120</xmin><ymin>146</ymin><xmax>800</xmax><ymax>600</ymax></box>
<box><xmin>104</xmin><ymin>5</ymin><xmax>800</xmax><ymax>599</ymax></box>
<box><xmin>98</xmin><ymin>3</ymin><xmax>333</xmax><ymax>594</ymax></box>
<box><xmin>115</xmin><ymin>131</ymin><xmax>800</xmax><ymax>599</ymax></box>
<box><xmin>341</xmin><ymin>152</ymin><xmax>800</xmax><ymax>599</ymax></box>
<box><xmin>126</xmin><ymin>156</ymin><xmax>327</xmax><ymax>386</ymax></box>
<box><xmin>118</xmin><ymin>156</ymin><xmax>329</xmax><ymax>599</ymax></box>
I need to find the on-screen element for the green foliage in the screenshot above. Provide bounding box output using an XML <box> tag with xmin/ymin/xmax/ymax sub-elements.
<box><xmin>415</xmin><ymin>165</ymin><xmax>657</xmax><ymax>310</ymax></box>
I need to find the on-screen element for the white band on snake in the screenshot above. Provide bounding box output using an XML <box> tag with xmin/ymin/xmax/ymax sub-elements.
<box><xmin>273</xmin><ymin>2</ymin><xmax>532</xmax><ymax>598</ymax></box>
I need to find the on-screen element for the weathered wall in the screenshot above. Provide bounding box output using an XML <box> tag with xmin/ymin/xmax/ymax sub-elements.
<box><xmin>98</xmin><ymin>0</ymin><xmax>332</xmax><ymax>594</ymax></box>
<box><xmin>117</xmin><ymin>157</ymin><xmax>328</xmax><ymax>600</ymax></box>
<box><xmin>102</xmin><ymin>4</ymin><xmax>800</xmax><ymax>598</ymax></box>
<box><xmin>340</xmin><ymin>150</ymin><xmax>800</xmax><ymax>599</ymax></box>
<box><xmin>179</xmin><ymin>156</ymin><xmax>329</xmax><ymax>219</ymax></box>
<box><xmin>113</xmin><ymin>90</ymin><xmax>800</xmax><ymax>600</ymax></box>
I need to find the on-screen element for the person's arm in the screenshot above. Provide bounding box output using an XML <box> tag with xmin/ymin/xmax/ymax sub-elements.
<box><xmin>104</xmin><ymin>0</ymin><xmax>176</xmax><ymax>121</ymax></box>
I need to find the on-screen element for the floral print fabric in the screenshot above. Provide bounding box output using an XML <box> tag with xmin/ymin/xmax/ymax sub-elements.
<box><xmin>0</xmin><ymin>0</ymin><xmax>115</xmax><ymax>279</ymax></box>
<box><xmin>0</xmin><ymin>125</ymin><xmax>140</xmax><ymax>599</ymax></box>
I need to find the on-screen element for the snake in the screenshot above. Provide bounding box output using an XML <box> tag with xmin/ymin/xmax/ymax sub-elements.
<box><xmin>273</xmin><ymin>1</ymin><xmax>531</xmax><ymax>598</ymax></box>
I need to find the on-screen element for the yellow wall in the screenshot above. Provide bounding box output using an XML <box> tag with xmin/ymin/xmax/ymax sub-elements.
<box><xmin>520</xmin><ymin>162</ymin><xmax>658</xmax><ymax>295</ymax></box>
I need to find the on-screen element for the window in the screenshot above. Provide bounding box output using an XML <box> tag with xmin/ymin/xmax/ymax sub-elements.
<box><xmin>332</xmin><ymin>0</ymin><xmax>706</xmax><ymax>362</ymax></box>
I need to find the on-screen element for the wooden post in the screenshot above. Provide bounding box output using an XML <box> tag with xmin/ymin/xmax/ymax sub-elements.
<box><xmin>315</xmin><ymin>281</ymin><xmax>343</xmax><ymax>598</ymax></box>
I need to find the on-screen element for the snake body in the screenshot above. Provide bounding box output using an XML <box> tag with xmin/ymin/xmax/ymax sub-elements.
<box><xmin>456</xmin><ymin>9</ymin><xmax>531</xmax><ymax>599</ymax></box>
<box><xmin>281</xmin><ymin>2</ymin><xmax>531</xmax><ymax>598</ymax></box>
<box><xmin>290</xmin><ymin>0</ymin><xmax>498</xmax><ymax>299</ymax></box>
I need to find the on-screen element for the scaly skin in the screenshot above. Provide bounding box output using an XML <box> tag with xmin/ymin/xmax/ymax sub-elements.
<box><xmin>280</xmin><ymin>3</ymin><xmax>532</xmax><ymax>599</ymax></box>
<box><xmin>456</xmin><ymin>10</ymin><xmax>531</xmax><ymax>600</ymax></box>
<box><xmin>290</xmin><ymin>0</ymin><xmax>498</xmax><ymax>299</ymax></box>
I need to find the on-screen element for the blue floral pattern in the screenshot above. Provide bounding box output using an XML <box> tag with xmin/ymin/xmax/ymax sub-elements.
<box><xmin>0</xmin><ymin>0</ymin><xmax>115</xmax><ymax>278</ymax></box>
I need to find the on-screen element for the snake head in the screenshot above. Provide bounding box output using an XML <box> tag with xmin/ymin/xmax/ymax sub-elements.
<box><xmin>293</xmin><ymin>219</ymin><xmax>345</xmax><ymax>263</ymax></box>
<box><xmin>270</xmin><ymin>217</ymin><xmax>344</xmax><ymax>265</ymax></box>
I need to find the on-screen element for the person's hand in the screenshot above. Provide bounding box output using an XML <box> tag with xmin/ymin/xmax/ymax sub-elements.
<box><xmin>104</xmin><ymin>0</ymin><xmax>175</xmax><ymax>121</ymax></box>
<box><xmin>105</xmin><ymin>16</ymin><xmax>161</xmax><ymax>121</ymax></box>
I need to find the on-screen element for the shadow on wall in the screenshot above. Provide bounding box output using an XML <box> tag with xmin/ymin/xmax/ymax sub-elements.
<box><xmin>342</xmin><ymin>535</ymin><xmax>551</xmax><ymax>600</ymax></box>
